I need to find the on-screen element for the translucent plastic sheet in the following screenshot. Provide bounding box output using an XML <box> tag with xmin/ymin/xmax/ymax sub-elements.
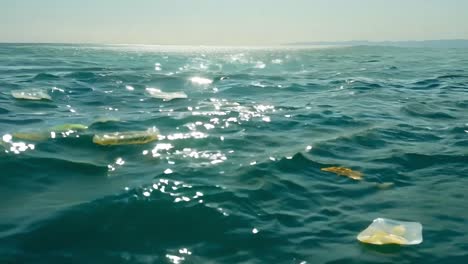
<box><xmin>357</xmin><ymin>218</ymin><xmax>423</xmax><ymax>245</ymax></box>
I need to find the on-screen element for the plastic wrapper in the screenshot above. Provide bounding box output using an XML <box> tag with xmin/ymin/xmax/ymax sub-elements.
<box><xmin>357</xmin><ymin>218</ymin><xmax>423</xmax><ymax>245</ymax></box>
<box><xmin>50</xmin><ymin>124</ymin><xmax>88</xmax><ymax>132</ymax></box>
<box><xmin>93</xmin><ymin>127</ymin><xmax>159</xmax><ymax>146</ymax></box>
<box><xmin>321</xmin><ymin>166</ymin><xmax>363</xmax><ymax>180</ymax></box>
<box><xmin>11</xmin><ymin>89</ymin><xmax>52</xmax><ymax>101</ymax></box>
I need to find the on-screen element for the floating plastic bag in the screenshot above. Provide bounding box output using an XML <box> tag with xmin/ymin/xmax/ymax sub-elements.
<box><xmin>93</xmin><ymin>127</ymin><xmax>159</xmax><ymax>146</ymax></box>
<box><xmin>357</xmin><ymin>218</ymin><xmax>423</xmax><ymax>245</ymax></box>
<box><xmin>11</xmin><ymin>89</ymin><xmax>52</xmax><ymax>101</ymax></box>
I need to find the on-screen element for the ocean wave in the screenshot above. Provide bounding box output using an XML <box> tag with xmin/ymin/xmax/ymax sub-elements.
<box><xmin>0</xmin><ymin>107</ymin><xmax>10</xmax><ymax>114</ymax></box>
<box><xmin>64</xmin><ymin>71</ymin><xmax>98</xmax><ymax>80</ymax></box>
<box><xmin>1</xmin><ymin>44</ymin><xmax>468</xmax><ymax>263</ymax></box>
<box><xmin>32</xmin><ymin>73</ymin><xmax>60</xmax><ymax>80</ymax></box>
<box><xmin>371</xmin><ymin>152</ymin><xmax>468</xmax><ymax>171</ymax></box>
<box><xmin>401</xmin><ymin>101</ymin><xmax>456</xmax><ymax>119</ymax></box>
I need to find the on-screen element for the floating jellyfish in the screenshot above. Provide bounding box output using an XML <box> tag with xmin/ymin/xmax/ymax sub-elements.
<box><xmin>321</xmin><ymin>166</ymin><xmax>363</xmax><ymax>180</ymax></box>
<box><xmin>11</xmin><ymin>89</ymin><xmax>52</xmax><ymax>101</ymax></box>
<box><xmin>357</xmin><ymin>218</ymin><xmax>423</xmax><ymax>245</ymax></box>
<box><xmin>93</xmin><ymin>127</ymin><xmax>159</xmax><ymax>146</ymax></box>
<box><xmin>145</xmin><ymin>88</ymin><xmax>187</xmax><ymax>101</ymax></box>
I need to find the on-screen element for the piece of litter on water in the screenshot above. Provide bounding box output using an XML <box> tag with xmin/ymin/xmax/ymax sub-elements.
<box><xmin>11</xmin><ymin>89</ymin><xmax>52</xmax><ymax>101</ymax></box>
<box><xmin>13</xmin><ymin>132</ymin><xmax>48</xmax><ymax>141</ymax></box>
<box><xmin>146</xmin><ymin>88</ymin><xmax>187</xmax><ymax>101</ymax></box>
<box><xmin>357</xmin><ymin>218</ymin><xmax>423</xmax><ymax>245</ymax></box>
<box><xmin>93</xmin><ymin>127</ymin><xmax>159</xmax><ymax>146</ymax></box>
<box><xmin>376</xmin><ymin>182</ymin><xmax>394</xmax><ymax>190</ymax></box>
<box><xmin>50</xmin><ymin>124</ymin><xmax>88</xmax><ymax>132</ymax></box>
<box><xmin>321</xmin><ymin>166</ymin><xmax>363</xmax><ymax>180</ymax></box>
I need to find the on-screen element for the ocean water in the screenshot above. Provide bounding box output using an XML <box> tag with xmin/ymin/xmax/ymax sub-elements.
<box><xmin>0</xmin><ymin>44</ymin><xmax>467</xmax><ymax>264</ymax></box>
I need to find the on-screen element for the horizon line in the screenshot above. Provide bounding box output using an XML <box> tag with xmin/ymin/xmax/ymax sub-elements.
<box><xmin>1</xmin><ymin>38</ymin><xmax>468</xmax><ymax>46</ymax></box>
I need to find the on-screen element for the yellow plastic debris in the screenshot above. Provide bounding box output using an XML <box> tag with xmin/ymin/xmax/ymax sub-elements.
<box><xmin>93</xmin><ymin>127</ymin><xmax>159</xmax><ymax>146</ymax></box>
<box><xmin>321</xmin><ymin>166</ymin><xmax>363</xmax><ymax>180</ymax></box>
<box><xmin>12</xmin><ymin>124</ymin><xmax>88</xmax><ymax>141</ymax></box>
<box><xmin>12</xmin><ymin>132</ymin><xmax>49</xmax><ymax>141</ymax></box>
<box><xmin>357</xmin><ymin>218</ymin><xmax>423</xmax><ymax>245</ymax></box>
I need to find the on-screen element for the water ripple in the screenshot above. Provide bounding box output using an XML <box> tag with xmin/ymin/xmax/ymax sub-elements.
<box><xmin>1</xmin><ymin>44</ymin><xmax>468</xmax><ymax>263</ymax></box>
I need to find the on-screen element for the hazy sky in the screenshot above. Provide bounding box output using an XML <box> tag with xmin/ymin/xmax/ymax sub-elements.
<box><xmin>1</xmin><ymin>0</ymin><xmax>467</xmax><ymax>45</ymax></box>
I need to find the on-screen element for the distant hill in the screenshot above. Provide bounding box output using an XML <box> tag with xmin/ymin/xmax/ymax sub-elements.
<box><xmin>287</xmin><ymin>39</ymin><xmax>468</xmax><ymax>48</ymax></box>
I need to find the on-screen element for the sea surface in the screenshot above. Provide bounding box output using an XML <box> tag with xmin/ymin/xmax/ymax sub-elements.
<box><xmin>0</xmin><ymin>44</ymin><xmax>467</xmax><ymax>264</ymax></box>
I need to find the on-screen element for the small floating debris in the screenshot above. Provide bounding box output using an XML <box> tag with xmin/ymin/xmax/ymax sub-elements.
<box><xmin>12</xmin><ymin>132</ymin><xmax>48</xmax><ymax>141</ymax></box>
<box><xmin>11</xmin><ymin>89</ymin><xmax>52</xmax><ymax>101</ymax></box>
<box><xmin>50</xmin><ymin>124</ymin><xmax>88</xmax><ymax>132</ymax></box>
<box><xmin>93</xmin><ymin>127</ymin><xmax>159</xmax><ymax>146</ymax></box>
<box><xmin>376</xmin><ymin>182</ymin><xmax>395</xmax><ymax>190</ymax></box>
<box><xmin>12</xmin><ymin>123</ymin><xmax>88</xmax><ymax>141</ymax></box>
<box><xmin>357</xmin><ymin>218</ymin><xmax>423</xmax><ymax>245</ymax></box>
<box><xmin>321</xmin><ymin>166</ymin><xmax>363</xmax><ymax>180</ymax></box>
<box><xmin>145</xmin><ymin>88</ymin><xmax>187</xmax><ymax>101</ymax></box>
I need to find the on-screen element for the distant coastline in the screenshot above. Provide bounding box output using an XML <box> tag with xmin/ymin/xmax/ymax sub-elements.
<box><xmin>286</xmin><ymin>39</ymin><xmax>468</xmax><ymax>48</ymax></box>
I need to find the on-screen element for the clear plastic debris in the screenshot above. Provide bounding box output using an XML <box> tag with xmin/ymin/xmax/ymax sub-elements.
<box><xmin>12</xmin><ymin>132</ymin><xmax>48</xmax><ymax>141</ymax></box>
<box><xmin>357</xmin><ymin>218</ymin><xmax>423</xmax><ymax>245</ymax></box>
<box><xmin>11</xmin><ymin>89</ymin><xmax>52</xmax><ymax>101</ymax></box>
<box><xmin>146</xmin><ymin>88</ymin><xmax>187</xmax><ymax>101</ymax></box>
<box><xmin>93</xmin><ymin>127</ymin><xmax>159</xmax><ymax>146</ymax></box>
<box><xmin>12</xmin><ymin>124</ymin><xmax>88</xmax><ymax>141</ymax></box>
<box><xmin>50</xmin><ymin>124</ymin><xmax>88</xmax><ymax>132</ymax></box>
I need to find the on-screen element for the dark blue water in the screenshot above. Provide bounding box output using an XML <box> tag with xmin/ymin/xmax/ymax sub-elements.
<box><xmin>1</xmin><ymin>44</ymin><xmax>467</xmax><ymax>263</ymax></box>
